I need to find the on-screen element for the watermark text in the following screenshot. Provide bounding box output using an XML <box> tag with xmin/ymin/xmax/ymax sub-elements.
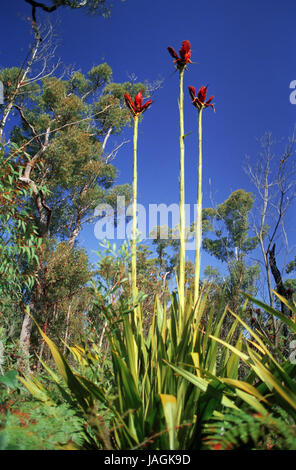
<box><xmin>94</xmin><ymin>196</ymin><xmax>197</xmax><ymax>250</ymax></box>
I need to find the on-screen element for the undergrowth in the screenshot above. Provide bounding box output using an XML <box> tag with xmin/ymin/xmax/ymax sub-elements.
<box><xmin>203</xmin><ymin>408</ymin><xmax>296</xmax><ymax>450</ymax></box>
<box><xmin>0</xmin><ymin>399</ymin><xmax>85</xmax><ymax>450</ymax></box>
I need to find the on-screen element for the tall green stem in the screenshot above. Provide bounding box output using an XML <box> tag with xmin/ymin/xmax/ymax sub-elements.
<box><xmin>132</xmin><ymin>115</ymin><xmax>139</xmax><ymax>307</ymax></box>
<box><xmin>194</xmin><ymin>109</ymin><xmax>203</xmax><ymax>306</ymax></box>
<box><xmin>179</xmin><ymin>69</ymin><xmax>185</xmax><ymax>315</ymax></box>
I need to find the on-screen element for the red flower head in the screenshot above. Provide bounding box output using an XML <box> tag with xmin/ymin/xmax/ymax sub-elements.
<box><xmin>168</xmin><ymin>40</ymin><xmax>192</xmax><ymax>70</ymax></box>
<box><xmin>189</xmin><ymin>85</ymin><xmax>215</xmax><ymax>112</ymax></box>
<box><xmin>124</xmin><ymin>91</ymin><xmax>152</xmax><ymax>117</ymax></box>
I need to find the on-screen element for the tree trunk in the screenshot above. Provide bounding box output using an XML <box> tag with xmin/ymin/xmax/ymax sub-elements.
<box><xmin>269</xmin><ymin>244</ymin><xmax>292</xmax><ymax>315</ymax></box>
<box><xmin>18</xmin><ymin>311</ymin><xmax>33</xmax><ymax>374</ymax></box>
<box><xmin>18</xmin><ymin>259</ymin><xmax>44</xmax><ymax>373</ymax></box>
<box><xmin>63</xmin><ymin>301</ymin><xmax>72</xmax><ymax>354</ymax></box>
<box><xmin>268</xmin><ymin>243</ymin><xmax>293</xmax><ymax>354</ymax></box>
<box><xmin>0</xmin><ymin>36</ymin><xmax>41</xmax><ymax>140</ymax></box>
<box><xmin>68</xmin><ymin>224</ymin><xmax>81</xmax><ymax>248</ymax></box>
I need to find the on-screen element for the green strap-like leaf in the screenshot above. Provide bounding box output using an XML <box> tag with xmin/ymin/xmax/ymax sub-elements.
<box><xmin>160</xmin><ymin>394</ymin><xmax>177</xmax><ymax>450</ymax></box>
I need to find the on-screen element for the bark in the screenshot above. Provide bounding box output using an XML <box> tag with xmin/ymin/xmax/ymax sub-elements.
<box><xmin>18</xmin><ymin>246</ymin><xmax>46</xmax><ymax>373</ymax></box>
<box><xmin>99</xmin><ymin>321</ymin><xmax>108</xmax><ymax>349</ymax></box>
<box><xmin>18</xmin><ymin>311</ymin><xmax>33</xmax><ymax>374</ymax></box>
<box><xmin>36</xmin><ymin>312</ymin><xmax>49</xmax><ymax>372</ymax></box>
<box><xmin>63</xmin><ymin>301</ymin><xmax>72</xmax><ymax>354</ymax></box>
<box><xmin>269</xmin><ymin>243</ymin><xmax>293</xmax><ymax>354</ymax></box>
<box><xmin>258</xmin><ymin>151</ymin><xmax>274</xmax><ymax>308</ymax></box>
<box><xmin>68</xmin><ymin>212</ymin><xmax>82</xmax><ymax>248</ymax></box>
<box><xmin>269</xmin><ymin>244</ymin><xmax>292</xmax><ymax>315</ymax></box>
<box><xmin>18</xmin><ymin>126</ymin><xmax>52</xmax><ymax>237</ymax></box>
<box><xmin>16</xmin><ymin>148</ymin><xmax>51</xmax><ymax>372</ymax></box>
<box><xmin>68</xmin><ymin>186</ymin><xmax>90</xmax><ymax>247</ymax></box>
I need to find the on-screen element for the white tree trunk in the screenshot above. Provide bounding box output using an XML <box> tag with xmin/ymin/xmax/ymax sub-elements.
<box><xmin>18</xmin><ymin>313</ymin><xmax>33</xmax><ymax>373</ymax></box>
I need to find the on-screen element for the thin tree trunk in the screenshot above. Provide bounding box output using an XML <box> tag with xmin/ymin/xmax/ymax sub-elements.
<box><xmin>0</xmin><ymin>36</ymin><xmax>41</xmax><ymax>140</ymax></box>
<box><xmin>18</xmin><ymin>310</ymin><xmax>33</xmax><ymax>373</ymax></box>
<box><xmin>269</xmin><ymin>244</ymin><xmax>291</xmax><ymax>315</ymax></box>
<box><xmin>37</xmin><ymin>316</ymin><xmax>49</xmax><ymax>372</ymax></box>
<box><xmin>37</xmin><ymin>339</ymin><xmax>45</xmax><ymax>372</ymax></box>
<box><xmin>269</xmin><ymin>243</ymin><xmax>292</xmax><ymax>353</ymax></box>
<box><xmin>68</xmin><ymin>216</ymin><xmax>82</xmax><ymax>247</ymax></box>
<box><xmin>18</xmin><ymin>251</ymin><xmax>44</xmax><ymax>373</ymax></box>
<box><xmin>99</xmin><ymin>321</ymin><xmax>108</xmax><ymax>349</ymax></box>
<box><xmin>63</xmin><ymin>301</ymin><xmax>72</xmax><ymax>354</ymax></box>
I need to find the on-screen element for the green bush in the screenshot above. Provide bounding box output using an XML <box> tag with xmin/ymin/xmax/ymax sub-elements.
<box><xmin>0</xmin><ymin>400</ymin><xmax>85</xmax><ymax>450</ymax></box>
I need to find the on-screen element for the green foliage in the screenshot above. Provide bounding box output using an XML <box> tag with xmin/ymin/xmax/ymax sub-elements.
<box><xmin>0</xmin><ymin>325</ymin><xmax>21</xmax><ymax>375</ymax></box>
<box><xmin>29</xmin><ymin>241</ymin><xmax>93</xmax><ymax>350</ymax></box>
<box><xmin>20</xmin><ymin>279</ymin><xmax>273</xmax><ymax>450</ymax></box>
<box><xmin>202</xmin><ymin>189</ymin><xmax>258</xmax><ymax>262</ymax></box>
<box><xmin>0</xmin><ymin>67</ymin><xmax>40</xmax><ymax>107</ymax></box>
<box><xmin>0</xmin><ymin>142</ymin><xmax>43</xmax><ymax>362</ymax></box>
<box><xmin>2</xmin><ymin>20</ymin><xmax>296</xmax><ymax>451</ymax></box>
<box><xmin>0</xmin><ymin>144</ymin><xmax>41</xmax><ymax>299</ymax></box>
<box><xmin>201</xmin><ymin>190</ymin><xmax>260</xmax><ymax>313</ymax></box>
<box><xmin>0</xmin><ymin>367</ymin><xmax>85</xmax><ymax>450</ymax></box>
<box><xmin>7</xmin><ymin>283</ymin><xmax>296</xmax><ymax>451</ymax></box>
<box><xmin>7</xmin><ymin>65</ymin><xmax>136</xmax><ymax>241</ymax></box>
<box><xmin>286</xmin><ymin>256</ymin><xmax>296</xmax><ymax>274</ymax></box>
<box><xmin>0</xmin><ymin>370</ymin><xmax>18</xmax><ymax>389</ymax></box>
<box><xmin>203</xmin><ymin>408</ymin><xmax>296</xmax><ymax>450</ymax></box>
<box><xmin>0</xmin><ymin>401</ymin><xmax>85</xmax><ymax>450</ymax></box>
<box><xmin>1</xmin><ymin>59</ymin><xmax>148</xmax><ymax>368</ymax></box>
<box><xmin>92</xmin><ymin>238</ymin><xmax>171</xmax><ymax>331</ymax></box>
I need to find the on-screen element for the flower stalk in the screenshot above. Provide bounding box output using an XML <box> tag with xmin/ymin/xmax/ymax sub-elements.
<box><xmin>124</xmin><ymin>91</ymin><xmax>152</xmax><ymax>315</ymax></box>
<box><xmin>132</xmin><ymin>114</ymin><xmax>139</xmax><ymax>305</ymax></box>
<box><xmin>188</xmin><ymin>85</ymin><xmax>215</xmax><ymax>306</ymax></box>
<box><xmin>194</xmin><ymin>108</ymin><xmax>203</xmax><ymax>305</ymax></box>
<box><xmin>178</xmin><ymin>68</ymin><xmax>186</xmax><ymax>314</ymax></box>
<box><xmin>168</xmin><ymin>40</ymin><xmax>192</xmax><ymax>315</ymax></box>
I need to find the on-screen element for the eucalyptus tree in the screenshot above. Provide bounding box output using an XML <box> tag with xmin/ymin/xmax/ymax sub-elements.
<box><xmin>245</xmin><ymin>132</ymin><xmax>296</xmax><ymax>309</ymax></box>
<box><xmin>201</xmin><ymin>189</ymin><xmax>260</xmax><ymax>311</ymax></box>
<box><xmin>0</xmin><ymin>33</ymin><xmax>149</xmax><ymax>368</ymax></box>
<box><xmin>245</xmin><ymin>132</ymin><xmax>296</xmax><ymax>349</ymax></box>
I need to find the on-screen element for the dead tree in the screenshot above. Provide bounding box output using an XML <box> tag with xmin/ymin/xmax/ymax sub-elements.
<box><xmin>268</xmin><ymin>243</ymin><xmax>294</xmax><ymax>355</ymax></box>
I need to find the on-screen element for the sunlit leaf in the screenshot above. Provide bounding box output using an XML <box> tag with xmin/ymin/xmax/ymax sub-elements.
<box><xmin>160</xmin><ymin>394</ymin><xmax>177</xmax><ymax>450</ymax></box>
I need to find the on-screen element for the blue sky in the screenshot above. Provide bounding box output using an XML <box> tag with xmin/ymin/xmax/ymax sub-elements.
<box><xmin>1</xmin><ymin>0</ymin><xmax>296</xmax><ymax>283</ymax></box>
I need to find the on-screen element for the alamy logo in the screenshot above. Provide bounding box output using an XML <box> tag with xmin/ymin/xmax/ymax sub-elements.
<box><xmin>93</xmin><ymin>196</ymin><xmax>197</xmax><ymax>250</ymax></box>
<box><xmin>0</xmin><ymin>80</ymin><xmax>3</xmax><ymax>104</ymax></box>
<box><xmin>289</xmin><ymin>80</ymin><xmax>296</xmax><ymax>105</ymax></box>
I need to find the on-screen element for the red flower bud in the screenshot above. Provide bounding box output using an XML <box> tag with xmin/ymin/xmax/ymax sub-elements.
<box><xmin>188</xmin><ymin>86</ymin><xmax>196</xmax><ymax>102</ymax></box>
<box><xmin>141</xmin><ymin>99</ymin><xmax>153</xmax><ymax>112</ymax></box>
<box><xmin>179</xmin><ymin>40</ymin><xmax>191</xmax><ymax>64</ymax></box>
<box><xmin>124</xmin><ymin>93</ymin><xmax>136</xmax><ymax>114</ymax></box>
<box><xmin>124</xmin><ymin>91</ymin><xmax>152</xmax><ymax>117</ymax></box>
<box><xmin>168</xmin><ymin>40</ymin><xmax>192</xmax><ymax>70</ymax></box>
<box><xmin>134</xmin><ymin>91</ymin><xmax>143</xmax><ymax>112</ymax></box>
<box><xmin>167</xmin><ymin>46</ymin><xmax>179</xmax><ymax>61</ymax></box>
<box><xmin>198</xmin><ymin>86</ymin><xmax>208</xmax><ymax>103</ymax></box>
<box><xmin>189</xmin><ymin>85</ymin><xmax>215</xmax><ymax>112</ymax></box>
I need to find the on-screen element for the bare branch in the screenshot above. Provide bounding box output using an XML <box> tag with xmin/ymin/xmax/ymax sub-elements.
<box><xmin>104</xmin><ymin>139</ymin><xmax>129</xmax><ymax>164</ymax></box>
